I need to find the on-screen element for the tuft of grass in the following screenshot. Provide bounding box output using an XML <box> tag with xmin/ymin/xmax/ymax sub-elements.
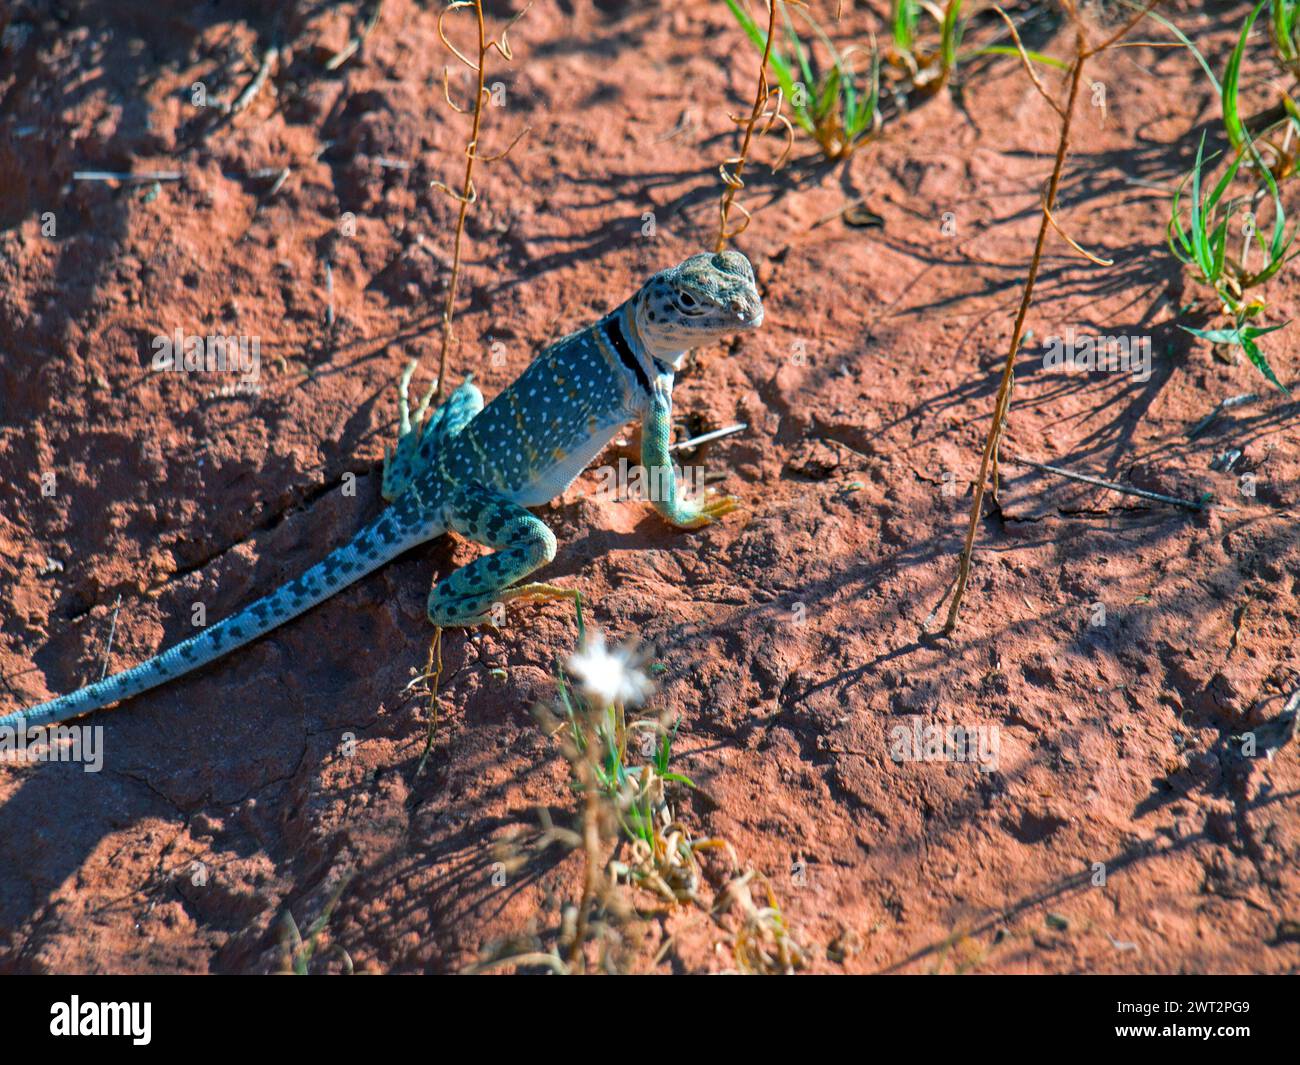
<box><xmin>892</xmin><ymin>0</ymin><xmax>921</xmax><ymax>59</ymax></box>
<box><xmin>889</xmin><ymin>0</ymin><xmax>967</xmax><ymax>91</ymax></box>
<box><xmin>1168</xmin><ymin>134</ymin><xmax>1248</xmax><ymax>307</ymax></box>
<box><xmin>939</xmin><ymin>0</ymin><xmax>965</xmax><ymax>79</ymax></box>
<box><xmin>1148</xmin><ymin>0</ymin><xmax>1296</xmax><ymax>390</ymax></box>
<box><xmin>1223</xmin><ymin>0</ymin><xmax>1262</xmax><ymax>157</ymax></box>
<box><xmin>485</xmin><ymin>621</ymin><xmax>807</xmax><ymax>973</ymax></box>
<box><xmin>724</xmin><ymin>0</ymin><xmax>882</xmax><ymax>162</ymax></box>
<box><xmin>553</xmin><ymin>658</ymin><xmax>703</xmax><ymax>901</ymax></box>
<box><xmin>716</xmin><ymin>869</ymin><xmax>808</xmax><ymax>974</ymax></box>
<box><xmin>723</xmin><ymin>1</ymin><xmax>1065</xmax><ymax>162</ymax></box>
<box><xmin>1223</xmin><ymin>0</ymin><xmax>1300</xmax><ymax>178</ymax></box>
<box><xmin>1168</xmin><ymin>134</ymin><xmax>1297</xmax><ymax>392</ymax></box>
<box><xmin>1271</xmin><ymin>0</ymin><xmax>1300</xmax><ymax>78</ymax></box>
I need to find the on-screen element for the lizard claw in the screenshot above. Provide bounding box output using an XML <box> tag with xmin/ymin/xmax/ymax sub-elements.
<box><xmin>669</xmin><ymin>490</ymin><xmax>742</xmax><ymax>529</ymax></box>
<box><xmin>699</xmin><ymin>491</ymin><xmax>741</xmax><ymax>522</ymax></box>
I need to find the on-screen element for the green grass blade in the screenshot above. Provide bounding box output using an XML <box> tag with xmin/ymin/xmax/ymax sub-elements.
<box><xmin>941</xmin><ymin>0</ymin><xmax>964</xmax><ymax>73</ymax></box>
<box><xmin>1167</xmin><ymin>166</ymin><xmax>1197</xmax><ymax>263</ymax></box>
<box><xmin>893</xmin><ymin>0</ymin><xmax>917</xmax><ymax>54</ymax></box>
<box><xmin>1239</xmin><ymin>331</ymin><xmax>1290</xmax><ymax>393</ymax></box>
<box><xmin>723</xmin><ymin>0</ymin><xmax>811</xmax><ymax>132</ymax></box>
<box><xmin>1180</xmin><ymin>325</ymin><xmax>1242</xmax><ymax>343</ymax></box>
<box><xmin>962</xmin><ymin>45</ymin><xmax>1070</xmax><ymax>70</ymax></box>
<box><xmin>843</xmin><ymin>79</ymin><xmax>862</xmax><ymax>135</ymax></box>
<box><xmin>1188</xmin><ymin>133</ymin><xmax>1211</xmax><ymax>273</ymax></box>
<box><xmin>1139</xmin><ymin>4</ymin><xmax>1222</xmax><ymax>94</ymax></box>
<box><xmin>1224</xmin><ymin>0</ymin><xmax>1268</xmax><ymax>154</ymax></box>
<box><xmin>815</xmin><ymin>67</ymin><xmax>841</xmax><ymax>124</ymax></box>
<box><xmin>1206</xmin><ymin>149</ymin><xmax>1241</xmax><ymax>209</ymax></box>
<box><xmin>782</xmin><ymin>3</ymin><xmax>817</xmax><ymax>91</ymax></box>
<box><xmin>1210</xmin><ymin>216</ymin><xmax>1230</xmax><ymax>278</ymax></box>
<box><xmin>1271</xmin><ymin>0</ymin><xmax>1300</xmax><ymax>65</ymax></box>
<box><xmin>865</xmin><ymin>44</ymin><xmax>881</xmax><ymax>132</ymax></box>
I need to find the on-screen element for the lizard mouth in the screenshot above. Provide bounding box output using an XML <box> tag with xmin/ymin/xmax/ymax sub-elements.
<box><xmin>732</xmin><ymin>300</ymin><xmax>763</xmax><ymax>329</ymax></box>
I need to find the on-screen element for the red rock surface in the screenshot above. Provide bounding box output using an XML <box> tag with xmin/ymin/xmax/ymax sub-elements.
<box><xmin>0</xmin><ymin>1</ymin><xmax>1297</xmax><ymax>973</ymax></box>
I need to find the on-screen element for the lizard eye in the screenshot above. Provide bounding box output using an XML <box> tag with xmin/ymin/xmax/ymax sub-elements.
<box><xmin>678</xmin><ymin>292</ymin><xmax>696</xmax><ymax>308</ymax></box>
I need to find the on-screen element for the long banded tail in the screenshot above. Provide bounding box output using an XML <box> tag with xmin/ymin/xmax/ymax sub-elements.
<box><xmin>0</xmin><ymin>508</ymin><xmax>443</xmax><ymax>732</ymax></box>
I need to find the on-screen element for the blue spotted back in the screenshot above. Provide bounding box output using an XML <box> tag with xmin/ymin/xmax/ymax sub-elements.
<box><xmin>442</xmin><ymin>312</ymin><xmax>640</xmax><ymax>506</ymax></box>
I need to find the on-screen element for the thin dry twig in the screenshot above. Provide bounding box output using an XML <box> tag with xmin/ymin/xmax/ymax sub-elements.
<box><xmin>716</xmin><ymin>0</ymin><xmax>790</xmax><ymax>251</ymax></box>
<box><xmin>97</xmin><ymin>595</ymin><xmax>123</xmax><ymax>682</ymax></box>
<box><xmin>230</xmin><ymin>45</ymin><xmax>279</xmax><ymax>118</ymax></box>
<box><xmin>73</xmin><ymin>171</ymin><xmax>183</xmax><ymax>183</ymax></box>
<box><xmin>324</xmin><ymin>0</ymin><xmax>384</xmax><ymax>71</ymax></box>
<box><xmin>1187</xmin><ymin>392</ymin><xmax>1260</xmax><ymax>437</ymax></box>
<box><xmin>667</xmin><ymin>423</ymin><xmax>748</xmax><ymax>452</ymax></box>
<box><xmin>324</xmin><ymin>259</ymin><xmax>335</xmax><ymax>330</ymax></box>
<box><xmin>1041</xmin><ymin>192</ymin><xmax>1114</xmax><ymax>266</ymax></box>
<box><xmin>934</xmin><ymin>1</ymin><xmax>1164</xmax><ymax>634</ymax></box>
<box><xmin>264</xmin><ymin>166</ymin><xmax>291</xmax><ymax>199</ymax></box>
<box><xmin>1011</xmin><ymin>456</ymin><xmax>1209</xmax><ymax>510</ymax></box>
<box><xmin>990</xmin><ymin>5</ymin><xmax>1064</xmax><ymax>118</ymax></box>
<box><xmin>431</xmin><ymin>1</ymin><xmax>531</xmax><ymax>403</ymax></box>
<box><xmin>414</xmin><ymin>627</ymin><xmax>444</xmax><ymax>778</ymax></box>
<box><xmin>568</xmin><ymin>758</ymin><xmax>603</xmax><ymax>970</ymax></box>
<box><xmin>1083</xmin><ymin>0</ymin><xmax>1163</xmax><ymax>58</ymax></box>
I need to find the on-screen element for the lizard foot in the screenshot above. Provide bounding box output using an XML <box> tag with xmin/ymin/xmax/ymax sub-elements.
<box><xmin>665</xmin><ymin>490</ymin><xmax>742</xmax><ymax>530</ymax></box>
<box><xmin>383</xmin><ymin>359</ymin><xmax>437</xmax><ymax>502</ymax></box>
<box><xmin>498</xmin><ymin>582</ymin><xmax>583</xmax><ymax>609</ymax></box>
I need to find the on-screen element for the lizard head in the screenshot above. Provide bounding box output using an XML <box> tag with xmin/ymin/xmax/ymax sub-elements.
<box><xmin>632</xmin><ymin>250</ymin><xmax>764</xmax><ymax>358</ymax></box>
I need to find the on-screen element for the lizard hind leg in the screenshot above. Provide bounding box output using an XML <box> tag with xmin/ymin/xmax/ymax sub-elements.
<box><xmin>428</xmin><ymin>482</ymin><xmax>574</xmax><ymax>627</ymax></box>
<box><xmin>382</xmin><ymin>361</ymin><xmax>484</xmax><ymax>502</ymax></box>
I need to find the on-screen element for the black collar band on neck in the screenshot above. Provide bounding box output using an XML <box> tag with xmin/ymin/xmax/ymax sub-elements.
<box><xmin>604</xmin><ymin>315</ymin><xmax>652</xmax><ymax>395</ymax></box>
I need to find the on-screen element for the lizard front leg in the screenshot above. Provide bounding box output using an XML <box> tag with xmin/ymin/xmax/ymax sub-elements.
<box><xmin>383</xmin><ymin>361</ymin><xmax>483</xmax><ymax>502</ymax></box>
<box><xmin>641</xmin><ymin>380</ymin><xmax>740</xmax><ymax>529</ymax></box>
<box><xmin>428</xmin><ymin>481</ymin><xmax>577</xmax><ymax>627</ymax></box>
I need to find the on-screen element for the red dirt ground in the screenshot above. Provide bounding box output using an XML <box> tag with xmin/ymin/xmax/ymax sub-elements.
<box><xmin>1</xmin><ymin>0</ymin><xmax>1297</xmax><ymax>974</ymax></box>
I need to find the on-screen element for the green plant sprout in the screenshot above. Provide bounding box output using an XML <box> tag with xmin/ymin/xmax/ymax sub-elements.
<box><xmin>892</xmin><ymin>0</ymin><xmax>922</xmax><ymax>62</ymax></box>
<box><xmin>554</xmin><ymin>657</ymin><xmax>695</xmax><ymax>852</ymax></box>
<box><xmin>723</xmin><ymin>1</ymin><xmax>1066</xmax><ymax>162</ymax></box>
<box><xmin>1180</xmin><ymin>319</ymin><xmax>1291</xmax><ymax>392</ymax></box>
<box><xmin>1146</xmin><ymin>0</ymin><xmax>1297</xmax><ymax>390</ymax></box>
<box><xmin>724</xmin><ymin>0</ymin><xmax>882</xmax><ymax>161</ymax></box>
<box><xmin>890</xmin><ymin>1</ymin><xmax>1069</xmax><ymax>93</ymax></box>
<box><xmin>1271</xmin><ymin>0</ymin><xmax>1300</xmax><ymax>79</ymax></box>
<box><xmin>1222</xmin><ymin>0</ymin><xmax>1300</xmax><ymax>178</ymax></box>
<box><xmin>552</xmin><ymin>626</ymin><xmax>723</xmax><ymax>908</ymax></box>
<box><xmin>1169</xmin><ymin>132</ymin><xmax>1297</xmax><ymax>392</ymax></box>
<box><xmin>889</xmin><ymin>0</ymin><xmax>965</xmax><ymax>92</ymax></box>
<box><xmin>512</xmin><ymin>624</ymin><xmax>806</xmax><ymax>969</ymax></box>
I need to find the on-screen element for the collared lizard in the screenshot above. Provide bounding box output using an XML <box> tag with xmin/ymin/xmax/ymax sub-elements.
<box><xmin>1</xmin><ymin>250</ymin><xmax>764</xmax><ymax>732</ymax></box>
